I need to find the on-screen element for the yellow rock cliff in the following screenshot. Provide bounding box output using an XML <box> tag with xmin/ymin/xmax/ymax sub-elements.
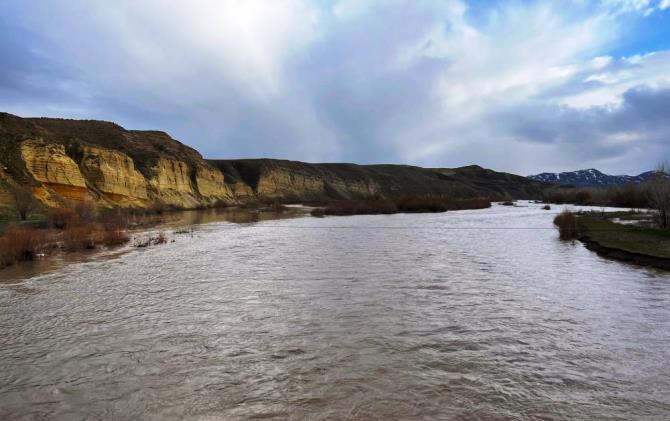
<box><xmin>80</xmin><ymin>146</ymin><xmax>148</xmax><ymax>206</ymax></box>
<box><xmin>20</xmin><ymin>140</ymin><xmax>89</xmax><ymax>201</ymax></box>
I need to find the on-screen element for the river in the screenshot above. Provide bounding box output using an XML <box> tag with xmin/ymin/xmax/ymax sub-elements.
<box><xmin>1</xmin><ymin>202</ymin><xmax>669</xmax><ymax>420</ymax></box>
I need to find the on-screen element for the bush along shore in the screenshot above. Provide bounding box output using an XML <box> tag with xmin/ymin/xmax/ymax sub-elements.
<box><xmin>0</xmin><ymin>201</ymin><xmax>171</xmax><ymax>270</ymax></box>
<box><xmin>310</xmin><ymin>197</ymin><xmax>491</xmax><ymax>217</ymax></box>
<box><xmin>554</xmin><ymin>210</ymin><xmax>670</xmax><ymax>270</ymax></box>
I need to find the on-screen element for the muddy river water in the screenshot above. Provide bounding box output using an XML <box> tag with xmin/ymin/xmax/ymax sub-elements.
<box><xmin>1</xmin><ymin>203</ymin><xmax>669</xmax><ymax>420</ymax></box>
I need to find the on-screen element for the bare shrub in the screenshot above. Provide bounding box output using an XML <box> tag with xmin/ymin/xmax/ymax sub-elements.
<box><xmin>73</xmin><ymin>200</ymin><xmax>97</xmax><ymax>223</ymax></box>
<box><xmin>554</xmin><ymin>210</ymin><xmax>577</xmax><ymax>240</ymax></box>
<box><xmin>134</xmin><ymin>232</ymin><xmax>168</xmax><ymax>248</ymax></box>
<box><xmin>575</xmin><ymin>190</ymin><xmax>592</xmax><ymax>205</ymax></box>
<box><xmin>442</xmin><ymin>198</ymin><xmax>491</xmax><ymax>211</ymax></box>
<box><xmin>311</xmin><ymin>199</ymin><xmax>397</xmax><ymax>216</ymax></box>
<box><xmin>267</xmin><ymin>199</ymin><xmax>288</xmax><ymax>212</ymax></box>
<box><xmin>62</xmin><ymin>225</ymin><xmax>101</xmax><ymax>250</ymax></box>
<box><xmin>48</xmin><ymin>207</ymin><xmax>78</xmax><ymax>229</ymax></box>
<box><xmin>98</xmin><ymin>209</ymin><xmax>129</xmax><ymax>230</ymax></box>
<box><xmin>646</xmin><ymin>162</ymin><xmax>670</xmax><ymax>229</ymax></box>
<box><xmin>0</xmin><ymin>227</ymin><xmax>52</xmax><ymax>267</ymax></box>
<box><xmin>311</xmin><ymin>197</ymin><xmax>491</xmax><ymax>216</ymax></box>
<box><xmin>155</xmin><ymin>231</ymin><xmax>167</xmax><ymax>244</ymax></box>
<box><xmin>101</xmin><ymin>229</ymin><xmax>129</xmax><ymax>247</ymax></box>
<box><xmin>9</xmin><ymin>186</ymin><xmax>37</xmax><ymax>221</ymax></box>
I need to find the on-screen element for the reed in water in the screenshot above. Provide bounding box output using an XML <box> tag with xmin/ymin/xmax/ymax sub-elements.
<box><xmin>311</xmin><ymin>197</ymin><xmax>491</xmax><ymax>216</ymax></box>
<box><xmin>554</xmin><ymin>210</ymin><xmax>578</xmax><ymax>240</ymax></box>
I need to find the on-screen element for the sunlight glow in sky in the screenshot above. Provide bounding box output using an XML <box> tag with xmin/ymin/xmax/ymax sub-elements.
<box><xmin>2</xmin><ymin>0</ymin><xmax>670</xmax><ymax>174</ymax></box>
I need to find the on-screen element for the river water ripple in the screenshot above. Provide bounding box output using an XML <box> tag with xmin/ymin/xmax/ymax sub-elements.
<box><xmin>1</xmin><ymin>203</ymin><xmax>670</xmax><ymax>420</ymax></box>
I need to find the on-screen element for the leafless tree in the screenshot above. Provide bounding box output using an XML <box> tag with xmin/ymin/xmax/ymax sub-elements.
<box><xmin>73</xmin><ymin>199</ymin><xmax>97</xmax><ymax>223</ymax></box>
<box><xmin>646</xmin><ymin>161</ymin><xmax>670</xmax><ymax>229</ymax></box>
<box><xmin>9</xmin><ymin>185</ymin><xmax>37</xmax><ymax>221</ymax></box>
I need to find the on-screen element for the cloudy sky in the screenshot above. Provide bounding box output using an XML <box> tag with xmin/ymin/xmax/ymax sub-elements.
<box><xmin>2</xmin><ymin>0</ymin><xmax>670</xmax><ymax>175</ymax></box>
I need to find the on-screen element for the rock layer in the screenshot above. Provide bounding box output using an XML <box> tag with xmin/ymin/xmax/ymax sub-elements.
<box><xmin>80</xmin><ymin>146</ymin><xmax>148</xmax><ymax>205</ymax></box>
<box><xmin>0</xmin><ymin>112</ymin><xmax>549</xmax><ymax>211</ymax></box>
<box><xmin>20</xmin><ymin>140</ymin><xmax>89</xmax><ymax>201</ymax></box>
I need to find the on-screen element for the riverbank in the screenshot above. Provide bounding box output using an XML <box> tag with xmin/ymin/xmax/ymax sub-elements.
<box><xmin>0</xmin><ymin>198</ymin><xmax>494</xmax><ymax>272</ymax></box>
<box><xmin>0</xmin><ymin>220</ymin><xmax>131</xmax><ymax>270</ymax></box>
<box><xmin>310</xmin><ymin>197</ymin><xmax>491</xmax><ymax>216</ymax></box>
<box><xmin>577</xmin><ymin>213</ymin><xmax>670</xmax><ymax>270</ymax></box>
<box><xmin>0</xmin><ymin>205</ymin><xmax>177</xmax><ymax>270</ymax></box>
<box><xmin>0</xmin><ymin>204</ymin><xmax>316</xmax><ymax>272</ymax></box>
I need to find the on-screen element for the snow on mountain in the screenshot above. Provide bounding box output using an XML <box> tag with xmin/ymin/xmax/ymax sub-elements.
<box><xmin>528</xmin><ymin>169</ymin><xmax>659</xmax><ymax>187</ymax></box>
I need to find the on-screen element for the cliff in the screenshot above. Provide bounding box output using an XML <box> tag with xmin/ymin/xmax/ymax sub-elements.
<box><xmin>210</xmin><ymin>159</ymin><xmax>546</xmax><ymax>202</ymax></box>
<box><xmin>0</xmin><ymin>112</ymin><xmax>234</xmax><ymax>210</ymax></box>
<box><xmin>0</xmin><ymin>112</ymin><xmax>547</xmax><ymax>211</ymax></box>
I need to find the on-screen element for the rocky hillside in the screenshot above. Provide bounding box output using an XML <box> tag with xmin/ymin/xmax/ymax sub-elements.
<box><xmin>0</xmin><ymin>113</ymin><xmax>546</xmax><ymax>211</ymax></box>
<box><xmin>210</xmin><ymin>159</ymin><xmax>546</xmax><ymax>202</ymax></box>
<box><xmin>0</xmin><ymin>113</ymin><xmax>234</xmax><ymax>209</ymax></box>
<box><xmin>528</xmin><ymin>168</ymin><xmax>657</xmax><ymax>187</ymax></box>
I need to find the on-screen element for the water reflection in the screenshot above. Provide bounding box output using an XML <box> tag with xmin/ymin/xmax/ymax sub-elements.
<box><xmin>159</xmin><ymin>206</ymin><xmax>309</xmax><ymax>227</ymax></box>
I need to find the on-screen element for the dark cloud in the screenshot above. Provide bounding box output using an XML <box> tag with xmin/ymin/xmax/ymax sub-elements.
<box><xmin>505</xmin><ymin>85</ymin><xmax>670</xmax><ymax>170</ymax></box>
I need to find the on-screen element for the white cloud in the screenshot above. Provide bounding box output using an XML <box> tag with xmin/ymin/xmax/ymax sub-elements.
<box><xmin>4</xmin><ymin>0</ymin><xmax>670</xmax><ymax>174</ymax></box>
<box><xmin>561</xmin><ymin>51</ymin><xmax>670</xmax><ymax>108</ymax></box>
<box><xmin>385</xmin><ymin>2</ymin><xmax>620</xmax><ymax>162</ymax></box>
<box><xmin>24</xmin><ymin>0</ymin><xmax>320</xmax><ymax>102</ymax></box>
<box><xmin>332</xmin><ymin>0</ymin><xmax>377</xmax><ymax>20</ymax></box>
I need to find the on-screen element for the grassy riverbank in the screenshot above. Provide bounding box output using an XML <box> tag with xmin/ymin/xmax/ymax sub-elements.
<box><xmin>576</xmin><ymin>213</ymin><xmax>670</xmax><ymax>270</ymax></box>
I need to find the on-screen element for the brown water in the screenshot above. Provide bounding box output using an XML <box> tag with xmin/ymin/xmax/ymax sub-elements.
<box><xmin>1</xmin><ymin>203</ymin><xmax>669</xmax><ymax>420</ymax></box>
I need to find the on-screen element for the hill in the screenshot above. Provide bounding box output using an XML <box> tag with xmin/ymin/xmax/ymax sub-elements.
<box><xmin>210</xmin><ymin>159</ymin><xmax>546</xmax><ymax>202</ymax></box>
<box><xmin>0</xmin><ymin>112</ymin><xmax>547</xmax><ymax>211</ymax></box>
<box><xmin>528</xmin><ymin>168</ymin><xmax>656</xmax><ymax>187</ymax></box>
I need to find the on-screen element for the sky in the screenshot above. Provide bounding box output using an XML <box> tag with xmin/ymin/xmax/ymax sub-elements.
<box><xmin>1</xmin><ymin>0</ymin><xmax>670</xmax><ymax>175</ymax></box>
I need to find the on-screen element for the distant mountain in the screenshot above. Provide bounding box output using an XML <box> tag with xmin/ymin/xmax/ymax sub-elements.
<box><xmin>528</xmin><ymin>168</ymin><xmax>658</xmax><ymax>187</ymax></box>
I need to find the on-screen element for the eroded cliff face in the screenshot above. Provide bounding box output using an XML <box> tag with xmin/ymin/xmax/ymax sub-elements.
<box><xmin>254</xmin><ymin>169</ymin><xmax>381</xmax><ymax>200</ymax></box>
<box><xmin>317</xmin><ymin>177</ymin><xmax>381</xmax><ymax>199</ymax></box>
<box><xmin>148</xmin><ymin>158</ymin><xmax>193</xmax><ymax>193</ymax></box>
<box><xmin>80</xmin><ymin>146</ymin><xmax>148</xmax><ymax>206</ymax></box>
<box><xmin>255</xmin><ymin>169</ymin><xmax>325</xmax><ymax>198</ymax></box>
<box><xmin>225</xmin><ymin>181</ymin><xmax>255</xmax><ymax>201</ymax></box>
<box><xmin>146</xmin><ymin>158</ymin><xmax>200</xmax><ymax>208</ymax></box>
<box><xmin>195</xmin><ymin>165</ymin><xmax>231</xmax><ymax>199</ymax></box>
<box><xmin>13</xmin><ymin>138</ymin><xmax>234</xmax><ymax>209</ymax></box>
<box><xmin>20</xmin><ymin>140</ymin><xmax>89</xmax><ymax>202</ymax></box>
<box><xmin>0</xmin><ymin>113</ymin><xmax>548</xmax><ymax>213</ymax></box>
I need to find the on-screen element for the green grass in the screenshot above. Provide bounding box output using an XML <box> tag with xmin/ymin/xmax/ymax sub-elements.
<box><xmin>578</xmin><ymin>216</ymin><xmax>670</xmax><ymax>258</ymax></box>
<box><xmin>0</xmin><ymin>207</ymin><xmax>48</xmax><ymax>234</ymax></box>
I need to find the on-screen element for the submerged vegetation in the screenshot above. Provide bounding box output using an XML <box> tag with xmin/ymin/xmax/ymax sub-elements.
<box><xmin>0</xmin><ymin>227</ymin><xmax>52</xmax><ymax>268</ymax></box>
<box><xmin>554</xmin><ymin>210</ymin><xmax>578</xmax><ymax>240</ymax></box>
<box><xmin>134</xmin><ymin>232</ymin><xmax>168</xmax><ymax>248</ymax></box>
<box><xmin>0</xmin><ymin>201</ymin><xmax>138</xmax><ymax>269</ymax></box>
<box><xmin>310</xmin><ymin>197</ymin><xmax>491</xmax><ymax>217</ymax></box>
